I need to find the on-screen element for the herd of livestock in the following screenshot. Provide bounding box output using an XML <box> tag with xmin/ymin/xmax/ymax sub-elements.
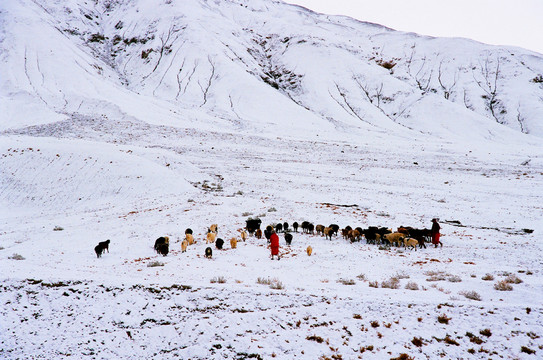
<box><xmin>94</xmin><ymin>218</ymin><xmax>437</xmax><ymax>258</ymax></box>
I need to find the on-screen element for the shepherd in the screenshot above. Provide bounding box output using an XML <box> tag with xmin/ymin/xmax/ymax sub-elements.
<box><xmin>431</xmin><ymin>218</ymin><xmax>443</xmax><ymax>247</ymax></box>
<box><xmin>269</xmin><ymin>230</ymin><xmax>280</xmax><ymax>260</ymax></box>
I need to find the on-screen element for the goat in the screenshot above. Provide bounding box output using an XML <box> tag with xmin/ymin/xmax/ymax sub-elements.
<box><xmin>206</xmin><ymin>231</ymin><xmax>216</xmax><ymax>244</ymax></box>
<box><xmin>209</xmin><ymin>224</ymin><xmax>218</xmax><ymax>234</ymax></box>
<box><xmin>245</xmin><ymin>218</ymin><xmax>262</xmax><ymax>235</ymax></box>
<box><xmin>240</xmin><ymin>230</ymin><xmax>247</xmax><ymax>242</ymax></box>
<box><xmin>181</xmin><ymin>240</ymin><xmax>188</xmax><ymax>253</ymax></box>
<box><xmin>205</xmin><ymin>247</ymin><xmax>212</xmax><ymax>259</ymax></box>
<box><xmin>324</xmin><ymin>227</ymin><xmax>333</xmax><ymax>240</ymax></box>
<box><xmin>94</xmin><ymin>239</ymin><xmax>110</xmax><ymax>258</ymax></box>
<box><xmin>315</xmin><ymin>224</ymin><xmax>325</xmax><ymax>236</ymax></box>
<box><xmin>404</xmin><ymin>237</ymin><xmax>419</xmax><ymax>250</ymax></box>
<box><xmin>186</xmin><ymin>233</ymin><xmax>194</xmax><ymax>245</ymax></box>
<box><xmin>215</xmin><ymin>238</ymin><xmax>224</xmax><ymax>250</ymax></box>
<box><xmin>230</xmin><ymin>237</ymin><xmax>237</xmax><ymax>249</ymax></box>
<box><xmin>283</xmin><ymin>222</ymin><xmax>289</xmax><ymax>232</ymax></box>
<box><xmin>154</xmin><ymin>236</ymin><xmax>169</xmax><ymax>252</ymax></box>
<box><xmin>329</xmin><ymin>224</ymin><xmax>339</xmax><ymax>236</ymax></box>
<box><xmin>383</xmin><ymin>232</ymin><xmax>406</xmax><ymax>247</ymax></box>
<box><xmin>284</xmin><ymin>232</ymin><xmax>293</xmax><ymax>245</ymax></box>
<box><xmin>255</xmin><ymin>228</ymin><xmax>262</xmax><ymax>239</ymax></box>
<box><xmin>306</xmin><ymin>245</ymin><xmax>313</xmax><ymax>256</ymax></box>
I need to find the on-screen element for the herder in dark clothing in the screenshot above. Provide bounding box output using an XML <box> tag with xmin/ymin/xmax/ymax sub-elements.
<box><xmin>431</xmin><ymin>218</ymin><xmax>443</xmax><ymax>247</ymax></box>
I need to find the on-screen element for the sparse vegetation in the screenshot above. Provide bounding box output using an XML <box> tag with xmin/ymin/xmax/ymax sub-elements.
<box><xmin>306</xmin><ymin>335</ymin><xmax>324</xmax><ymax>343</ymax></box>
<box><xmin>437</xmin><ymin>314</ymin><xmax>451</xmax><ymax>324</ymax></box>
<box><xmin>505</xmin><ymin>274</ymin><xmax>523</xmax><ymax>284</ymax></box>
<box><xmin>370</xmin><ymin>320</ymin><xmax>379</xmax><ymax>328</ymax></box>
<box><xmin>531</xmin><ymin>75</ymin><xmax>543</xmax><ymax>83</ymax></box>
<box><xmin>381</xmin><ymin>277</ymin><xmax>400</xmax><ymax>289</ymax></box>
<box><xmin>147</xmin><ymin>261</ymin><xmax>164</xmax><ymax>267</ymax></box>
<box><xmin>459</xmin><ymin>290</ymin><xmax>481</xmax><ymax>301</ymax></box>
<box><xmin>479</xmin><ymin>329</ymin><xmax>492</xmax><ymax>337</ymax></box>
<box><xmin>269</xmin><ymin>280</ymin><xmax>284</xmax><ymax>290</ymax></box>
<box><xmin>8</xmin><ymin>253</ymin><xmax>25</xmax><ymax>260</ymax></box>
<box><xmin>337</xmin><ymin>278</ymin><xmax>356</xmax><ymax>285</ymax></box>
<box><xmin>521</xmin><ymin>346</ymin><xmax>536</xmax><ymax>354</ymax></box>
<box><xmin>448</xmin><ymin>275</ymin><xmax>462</xmax><ymax>283</ymax></box>
<box><xmin>368</xmin><ymin>281</ymin><xmax>379</xmax><ymax>288</ymax></box>
<box><xmin>405</xmin><ymin>281</ymin><xmax>419</xmax><ymax>290</ymax></box>
<box><xmin>411</xmin><ymin>337</ymin><xmax>423</xmax><ymax>347</ymax></box>
<box><xmin>210</xmin><ymin>276</ymin><xmax>227</xmax><ymax>284</ymax></box>
<box><xmin>53</xmin><ymin>226</ymin><xmax>64</xmax><ymax>231</ymax></box>
<box><xmin>494</xmin><ymin>280</ymin><xmax>513</xmax><ymax>291</ymax></box>
<box><xmin>482</xmin><ymin>273</ymin><xmax>494</xmax><ymax>281</ymax></box>
<box><xmin>356</xmin><ymin>273</ymin><xmax>366</xmax><ymax>281</ymax></box>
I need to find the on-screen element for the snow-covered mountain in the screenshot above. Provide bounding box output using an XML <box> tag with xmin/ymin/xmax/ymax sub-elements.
<box><xmin>1</xmin><ymin>1</ymin><xmax>543</xmax><ymax>359</ymax></box>
<box><xmin>2</xmin><ymin>0</ymin><xmax>543</xmax><ymax>138</ymax></box>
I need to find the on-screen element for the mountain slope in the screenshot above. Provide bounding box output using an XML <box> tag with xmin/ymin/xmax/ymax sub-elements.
<box><xmin>2</xmin><ymin>0</ymin><xmax>543</xmax><ymax>140</ymax></box>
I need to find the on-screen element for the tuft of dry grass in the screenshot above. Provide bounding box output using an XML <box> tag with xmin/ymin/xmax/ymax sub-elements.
<box><xmin>337</xmin><ymin>278</ymin><xmax>356</xmax><ymax>285</ymax></box>
<box><xmin>479</xmin><ymin>329</ymin><xmax>492</xmax><ymax>337</ymax></box>
<box><xmin>210</xmin><ymin>276</ymin><xmax>227</xmax><ymax>284</ymax></box>
<box><xmin>146</xmin><ymin>261</ymin><xmax>164</xmax><ymax>267</ymax></box>
<box><xmin>443</xmin><ymin>335</ymin><xmax>459</xmax><ymax>346</ymax></box>
<box><xmin>411</xmin><ymin>337</ymin><xmax>423</xmax><ymax>347</ymax></box>
<box><xmin>368</xmin><ymin>281</ymin><xmax>379</xmax><ymax>288</ymax></box>
<box><xmin>505</xmin><ymin>274</ymin><xmax>523</xmax><ymax>284</ymax></box>
<box><xmin>448</xmin><ymin>275</ymin><xmax>462</xmax><ymax>283</ymax></box>
<box><xmin>520</xmin><ymin>346</ymin><xmax>536</xmax><ymax>354</ymax></box>
<box><xmin>437</xmin><ymin>314</ymin><xmax>451</xmax><ymax>324</ymax></box>
<box><xmin>269</xmin><ymin>279</ymin><xmax>284</xmax><ymax>290</ymax></box>
<box><xmin>306</xmin><ymin>335</ymin><xmax>324</xmax><ymax>343</ymax></box>
<box><xmin>481</xmin><ymin>273</ymin><xmax>494</xmax><ymax>281</ymax></box>
<box><xmin>494</xmin><ymin>280</ymin><xmax>513</xmax><ymax>291</ymax></box>
<box><xmin>459</xmin><ymin>290</ymin><xmax>481</xmax><ymax>301</ymax></box>
<box><xmin>8</xmin><ymin>253</ymin><xmax>25</xmax><ymax>260</ymax></box>
<box><xmin>356</xmin><ymin>273</ymin><xmax>367</xmax><ymax>281</ymax></box>
<box><xmin>405</xmin><ymin>281</ymin><xmax>419</xmax><ymax>290</ymax></box>
<box><xmin>381</xmin><ymin>277</ymin><xmax>400</xmax><ymax>289</ymax></box>
<box><xmin>370</xmin><ymin>320</ymin><xmax>379</xmax><ymax>328</ymax></box>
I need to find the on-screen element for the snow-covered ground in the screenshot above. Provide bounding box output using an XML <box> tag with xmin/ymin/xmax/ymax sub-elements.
<box><xmin>1</xmin><ymin>0</ymin><xmax>543</xmax><ymax>358</ymax></box>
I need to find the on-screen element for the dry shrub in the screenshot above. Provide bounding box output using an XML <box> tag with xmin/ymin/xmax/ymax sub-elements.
<box><xmin>466</xmin><ymin>332</ymin><xmax>483</xmax><ymax>344</ymax></box>
<box><xmin>356</xmin><ymin>273</ymin><xmax>367</xmax><ymax>281</ymax></box>
<box><xmin>8</xmin><ymin>253</ymin><xmax>25</xmax><ymax>260</ymax></box>
<box><xmin>482</xmin><ymin>273</ymin><xmax>494</xmax><ymax>281</ymax></box>
<box><xmin>448</xmin><ymin>275</ymin><xmax>462</xmax><ymax>283</ymax></box>
<box><xmin>520</xmin><ymin>346</ymin><xmax>536</xmax><ymax>354</ymax></box>
<box><xmin>147</xmin><ymin>261</ymin><xmax>164</xmax><ymax>267</ymax></box>
<box><xmin>337</xmin><ymin>278</ymin><xmax>356</xmax><ymax>285</ymax></box>
<box><xmin>444</xmin><ymin>335</ymin><xmax>459</xmax><ymax>346</ymax></box>
<box><xmin>437</xmin><ymin>314</ymin><xmax>451</xmax><ymax>324</ymax></box>
<box><xmin>269</xmin><ymin>279</ymin><xmax>284</xmax><ymax>290</ymax></box>
<box><xmin>210</xmin><ymin>276</ymin><xmax>226</xmax><ymax>284</ymax></box>
<box><xmin>394</xmin><ymin>271</ymin><xmax>410</xmax><ymax>279</ymax></box>
<box><xmin>494</xmin><ymin>280</ymin><xmax>513</xmax><ymax>291</ymax></box>
<box><xmin>505</xmin><ymin>274</ymin><xmax>523</xmax><ymax>284</ymax></box>
<box><xmin>306</xmin><ymin>335</ymin><xmax>324</xmax><ymax>343</ymax></box>
<box><xmin>353</xmin><ymin>314</ymin><xmax>362</xmax><ymax>320</ymax></box>
<box><xmin>459</xmin><ymin>290</ymin><xmax>481</xmax><ymax>301</ymax></box>
<box><xmin>479</xmin><ymin>329</ymin><xmax>492</xmax><ymax>337</ymax></box>
<box><xmin>411</xmin><ymin>337</ymin><xmax>423</xmax><ymax>347</ymax></box>
<box><xmin>381</xmin><ymin>277</ymin><xmax>400</xmax><ymax>289</ymax></box>
<box><xmin>370</xmin><ymin>320</ymin><xmax>379</xmax><ymax>328</ymax></box>
<box><xmin>257</xmin><ymin>277</ymin><xmax>273</xmax><ymax>285</ymax></box>
<box><xmin>390</xmin><ymin>354</ymin><xmax>414</xmax><ymax>360</ymax></box>
<box><xmin>368</xmin><ymin>281</ymin><xmax>379</xmax><ymax>288</ymax></box>
<box><xmin>405</xmin><ymin>281</ymin><xmax>419</xmax><ymax>290</ymax></box>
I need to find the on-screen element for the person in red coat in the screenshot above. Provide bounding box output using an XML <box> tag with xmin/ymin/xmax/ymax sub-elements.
<box><xmin>431</xmin><ymin>218</ymin><xmax>442</xmax><ymax>247</ymax></box>
<box><xmin>269</xmin><ymin>231</ymin><xmax>280</xmax><ymax>260</ymax></box>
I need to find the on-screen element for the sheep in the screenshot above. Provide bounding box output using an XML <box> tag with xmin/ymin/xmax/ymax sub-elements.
<box><xmin>240</xmin><ymin>230</ymin><xmax>247</xmax><ymax>242</ymax></box>
<box><xmin>209</xmin><ymin>224</ymin><xmax>218</xmax><ymax>234</ymax></box>
<box><xmin>186</xmin><ymin>233</ymin><xmax>194</xmax><ymax>245</ymax></box>
<box><xmin>382</xmin><ymin>232</ymin><xmax>406</xmax><ymax>247</ymax></box>
<box><xmin>404</xmin><ymin>237</ymin><xmax>419</xmax><ymax>250</ymax></box>
<box><xmin>301</xmin><ymin>221</ymin><xmax>310</xmax><ymax>233</ymax></box>
<box><xmin>348</xmin><ymin>229</ymin><xmax>360</xmax><ymax>242</ymax></box>
<box><xmin>255</xmin><ymin>229</ymin><xmax>262</xmax><ymax>239</ymax></box>
<box><xmin>94</xmin><ymin>239</ymin><xmax>110</xmax><ymax>258</ymax></box>
<box><xmin>206</xmin><ymin>231</ymin><xmax>216</xmax><ymax>244</ymax></box>
<box><xmin>323</xmin><ymin>227</ymin><xmax>333</xmax><ymax>240</ymax></box>
<box><xmin>154</xmin><ymin>236</ymin><xmax>169</xmax><ymax>252</ymax></box>
<box><xmin>306</xmin><ymin>223</ymin><xmax>314</xmax><ymax>234</ymax></box>
<box><xmin>181</xmin><ymin>239</ymin><xmax>188</xmax><ymax>253</ymax></box>
<box><xmin>292</xmin><ymin>221</ymin><xmax>299</xmax><ymax>232</ymax></box>
<box><xmin>284</xmin><ymin>232</ymin><xmax>293</xmax><ymax>245</ymax></box>
<box><xmin>205</xmin><ymin>247</ymin><xmax>212</xmax><ymax>259</ymax></box>
<box><xmin>215</xmin><ymin>238</ymin><xmax>224</xmax><ymax>250</ymax></box>
<box><xmin>185</xmin><ymin>228</ymin><xmax>193</xmax><ymax>235</ymax></box>
<box><xmin>230</xmin><ymin>237</ymin><xmax>237</xmax><ymax>249</ymax></box>
<box><xmin>342</xmin><ymin>226</ymin><xmax>352</xmax><ymax>240</ymax></box>
<box><xmin>306</xmin><ymin>245</ymin><xmax>313</xmax><ymax>256</ymax></box>
<box><xmin>315</xmin><ymin>224</ymin><xmax>325</xmax><ymax>236</ymax></box>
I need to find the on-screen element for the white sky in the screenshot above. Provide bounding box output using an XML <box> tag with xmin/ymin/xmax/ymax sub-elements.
<box><xmin>286</xmin><ymin>0</ymin><xmax>543</xmax><ymax>55</ymax></box>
